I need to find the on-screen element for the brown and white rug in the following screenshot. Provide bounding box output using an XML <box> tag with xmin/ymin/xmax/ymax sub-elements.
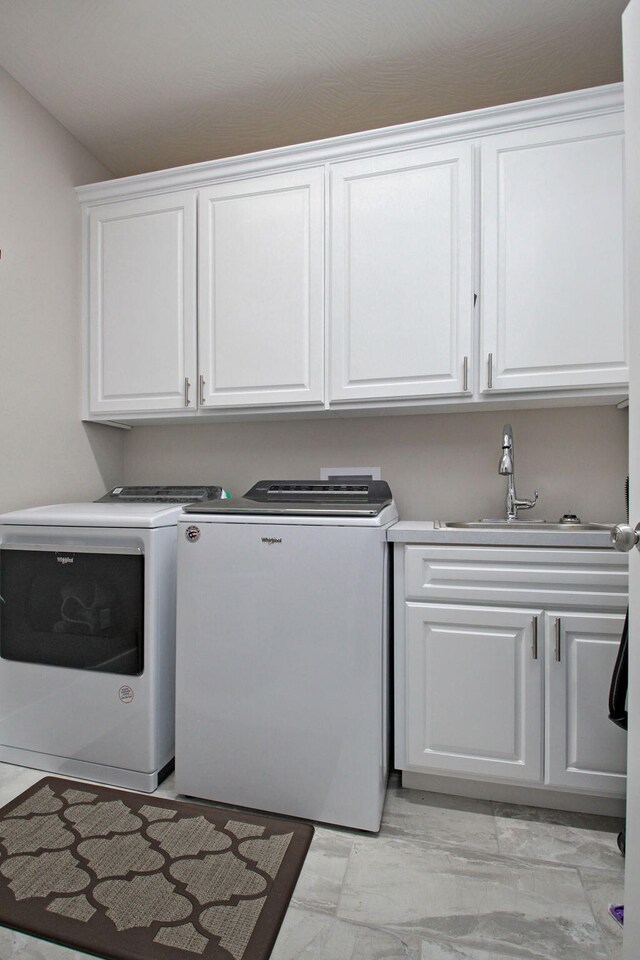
<box><xmin>0</xmin><ymin>776</ymin><xmax>314</xmax><ymax>960</ymax></box>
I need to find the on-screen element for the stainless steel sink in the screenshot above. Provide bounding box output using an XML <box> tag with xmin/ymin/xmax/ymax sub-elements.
<box><xmin>435</xmin><ymin>520</ymin><xmax>613</xmax><ymax>532</ymax></box>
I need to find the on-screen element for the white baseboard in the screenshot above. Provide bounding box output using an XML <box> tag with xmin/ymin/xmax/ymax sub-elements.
<box><xmin>401</xmin><ymin>771</ymin><xmax>626</xmax><ymax>818</ymax></box>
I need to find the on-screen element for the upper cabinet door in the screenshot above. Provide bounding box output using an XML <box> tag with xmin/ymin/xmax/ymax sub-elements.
<box><xmin>329</xmin><ymin>144</ymin><xmax>474</xmax><ymax>402</ymax></box>
<box><xmin>481</xmin><ymin>115</ymin><xmax>627</xmax><ymax>393</ymax></box>
<box><xmin>198</xmin><ymin>169</ymin><xmax>324</xmax><ymax>407</ymax></box>
<box><xmin>88</xmin><ymin>192</ymin><xmax>197</xmax><ymax>415</ymax></box>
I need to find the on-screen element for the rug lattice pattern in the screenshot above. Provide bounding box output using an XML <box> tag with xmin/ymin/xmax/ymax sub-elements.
<box><xmin>0</xmin><ymin>777</ymin><xmax>313</xmax><ymax>960</ymax></box>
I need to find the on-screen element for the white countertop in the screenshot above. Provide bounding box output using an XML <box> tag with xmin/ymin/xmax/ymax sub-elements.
<box><xmin>388</xmin><ymin>520</ymin><xmax>616</xmax><ymax>549</ymax></box>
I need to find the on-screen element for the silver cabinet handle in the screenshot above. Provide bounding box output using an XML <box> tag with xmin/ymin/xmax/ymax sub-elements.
<box><xmin>487</xmin><ymin>353</ymin><xmax>493</xmax><ymax>389</ymax></box>
<box><xmin>463</xmin><ymin>356</ymin><xmax>469</xmax><ymax>392</ymax></box>
<box><xmin>199</xmin><ymin>375</ymin><xmax>206</xmax><ymax>406</ymax></box>
<box><xmin>555</xmin><ymin>617</ymin><xmax>561</xmax><ymax>662</ymax></box>
<box><xmin>184</xmin><ymin>377</ymin><xmax>191</xmax><ymax>406</ymax></box>
<box><xmin>532</xmin><ymin>616</ymin><xmax>538</xmax><ymax>660</ymax></box>
<box><xmin>611</xmin><ymin>523</ymin><xmax>640</xmax><ymax>552</ymax></box>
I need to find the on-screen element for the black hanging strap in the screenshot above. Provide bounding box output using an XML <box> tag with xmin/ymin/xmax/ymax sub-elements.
<box><xmin>609</xmin><ymin>608</ymin><xmax>628</xmax><ymax>731</ymax></box>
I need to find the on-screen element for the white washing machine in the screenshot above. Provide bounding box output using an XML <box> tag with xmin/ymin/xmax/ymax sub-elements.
<box><xmin>0</xmin><ymin>485</ymin><xmax>224</xmax><ymax>792</ymax></box>
<box><xmin>175</xmin><ymin>479</ymin><xmax>398</xmax><ymax>831</ymax></box>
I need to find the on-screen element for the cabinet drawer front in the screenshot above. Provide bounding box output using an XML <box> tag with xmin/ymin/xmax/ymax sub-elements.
<box><xmin>405</xmin><ymin>546</ymin><xmax>628</xmax><ymax>610</ymax></box>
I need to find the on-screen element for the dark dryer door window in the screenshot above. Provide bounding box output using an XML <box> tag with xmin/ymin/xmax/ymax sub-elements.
<box><xmin>0</xmin><ymin>546</ymin><xmax>144</xmax><ymax>675</ymax></box>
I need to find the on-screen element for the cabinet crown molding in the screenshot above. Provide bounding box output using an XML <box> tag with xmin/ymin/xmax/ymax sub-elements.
<box><xmin>76</xmin><ymin>83</ymin><xmax>623</xmax><ymax>206</ymax></box>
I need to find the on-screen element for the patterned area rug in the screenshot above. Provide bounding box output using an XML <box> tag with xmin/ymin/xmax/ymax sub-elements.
<box><xmin>0</xmin><ymin>776</ymin><xmax>314</xmax><ymax>960</ymax></box>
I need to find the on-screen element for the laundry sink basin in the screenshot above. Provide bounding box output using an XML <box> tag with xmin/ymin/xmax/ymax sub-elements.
<box><xmin>435</xmin><ymin>520</ymin><xmax>613</xmax><ymax>532</ymax></box>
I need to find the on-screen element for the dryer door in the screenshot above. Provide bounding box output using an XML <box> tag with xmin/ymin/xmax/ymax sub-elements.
<box><xmin>0</xmin><ymin>544</ymin><xmax>144</xmax><ymax>675</ymax></box>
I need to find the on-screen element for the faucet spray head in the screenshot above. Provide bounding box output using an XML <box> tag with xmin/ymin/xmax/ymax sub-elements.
<box><xmin>498</xmin><ymin>423</ymin><xmax>514</xmax><ymax>475</ymax></box>
<box><xmin>499</xmin><ymin>448</ymin><xmax>513</xmax><ymax>475</ymax></box>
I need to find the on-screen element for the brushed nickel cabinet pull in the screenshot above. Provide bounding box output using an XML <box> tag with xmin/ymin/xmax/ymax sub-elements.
<box><xmin>184</xmin><ymin>377</ymin><xmax>191</xmax><ymax>406</ymax></box>
<box><xmin>487</xmin><ymin>353</ymin><xmax>493</xmax><ymax>389</ymax></box>
<box><xmin>555</xmin><ymin>617</ymin><xmax>562</xmax><ymax>662</ymax></box>
<box><xmin>532</xmin><ymin>616</ymin><xmax>538</xmax><ymax>660</ymax></box>
<box><xmin>463</xmin><ymin>356</ymin><xmax>469</xmax><ymax>392</ymax></box>
<box><xmin>199</xmin><ymin>374</ymin><xmax>206</xmax><ymax>405</ymax></box>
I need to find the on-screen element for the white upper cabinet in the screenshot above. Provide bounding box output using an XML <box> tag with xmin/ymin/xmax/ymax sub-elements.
<box><xmin>480</xmin><ymin>114</ymin><xmax>627</xmax><ymax>393</ymax></box>
<box><xmin>198</xmin><ymin>168</ymin><xmax>324</xmax><ymax>407</ymax></box>
<box><xmin>329</xmin><ymin>144</ymin><xmax>474</xmax><ymax>402</ymax></box>
<box><xmin>80</xmin><ymin>85</ymin><xmax>626</xmax><ymax>422</ymax></box>
<box><xmin>88</xmin><ymin>192</ymin><xmax>197</xmax><ymax>415</ymax></box>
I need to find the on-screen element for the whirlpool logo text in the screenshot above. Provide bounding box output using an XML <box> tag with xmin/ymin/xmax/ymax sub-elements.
<box><xmin>261</xmin><ymin>537</ymin><xmax>282</xmax><ymax>545</ymax></box>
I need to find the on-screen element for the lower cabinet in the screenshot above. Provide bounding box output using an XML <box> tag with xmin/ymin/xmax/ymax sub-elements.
<box><xmin>395</xmin><ymin>545</ymin><xmax>628</xmax><ymax>799</ymax></box>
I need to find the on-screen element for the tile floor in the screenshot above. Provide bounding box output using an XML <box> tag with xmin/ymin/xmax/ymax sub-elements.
<box><xmin>0</xmin><ymin>764</ymin><xmax>626</xmax><ymax>960</ymax></box>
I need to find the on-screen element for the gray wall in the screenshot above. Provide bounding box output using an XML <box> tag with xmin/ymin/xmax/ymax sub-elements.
<box><xmin>0</xmin><ymin>67</ymin><xmax>123</xmax><ymax>513</ymax></box>
<box><xmin>123</xmin><ymin>404</ymin><xmax>628</xmax><ymax>522</ymax></box>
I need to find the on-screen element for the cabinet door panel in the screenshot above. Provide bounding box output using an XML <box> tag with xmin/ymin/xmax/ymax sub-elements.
<box><xmin>404</xmin><ymin>603</ymin><xmax>543</xmax><ymax>782</ymax></box>
<box><xmin>481</xmin><ymin>114</ymin><xmax>626</xmax><ymax>392</ymax></box>
<box><xmin>88</xmin><ymin>192</ymin><xmax>197</xmax><ymax>414</ymax></box>
<box><xmin>198</xmin><ymin>169</ymin><xmax>324</xmax><ymax>407</ymax></box>
<box><xmin>545</xmin><ymin>611</ymin><xmax>626</xmax><ymax>795</ymax></box>
<box><xmin>330</xmin><ymin>144</ymin><xmax>473</xmax><ymax>401</ymax></box>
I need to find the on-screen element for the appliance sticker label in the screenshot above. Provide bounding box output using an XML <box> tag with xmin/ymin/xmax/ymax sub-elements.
<box><xmin>118</xmin><ymin>685</ymin><xmax>134</xmax><ymax>704</ymax></box>
<box><xmin>185</xmin><ymin>525</ymin><xmax>201</xmax><ymax>542</ymax></box>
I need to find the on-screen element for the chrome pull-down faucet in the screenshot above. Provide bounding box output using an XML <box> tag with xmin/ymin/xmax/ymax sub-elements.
<box><xmin>499</xmin><ymin>424</ymin><xmax>538</xmax><ymax>521</ymax></box>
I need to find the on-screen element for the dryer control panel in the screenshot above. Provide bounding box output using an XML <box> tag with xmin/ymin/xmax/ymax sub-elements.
<box><xmin>97</xmin><ymin>485</ymin><xmax>224</xmax><ymax>504</ymax></box>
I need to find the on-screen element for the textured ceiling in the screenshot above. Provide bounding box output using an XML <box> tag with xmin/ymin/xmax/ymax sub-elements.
<box><xmin>0</xmin><ymin>0</ymin><xmax>628</xmax><ymax>177</ymax></box>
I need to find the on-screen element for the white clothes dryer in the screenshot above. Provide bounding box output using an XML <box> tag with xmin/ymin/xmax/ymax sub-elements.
<box><xmin>0</xmin><ymin>485</ymin><xmax>223</xmax><ymax>792</ymax></box>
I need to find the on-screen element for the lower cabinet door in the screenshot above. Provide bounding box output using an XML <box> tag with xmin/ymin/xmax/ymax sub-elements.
<box><xmin>403</xmin><ymin>603</ymin><xmax>543</xmax><ymax>782</ymax></box>
<box><xmin>545</xmin><ymin>611</ymin><xmax>627</xmax><ymax>795</ymax></box>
